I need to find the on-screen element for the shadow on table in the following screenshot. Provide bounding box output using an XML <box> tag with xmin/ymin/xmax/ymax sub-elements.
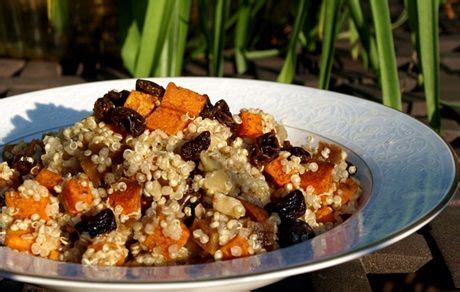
<box><xmin>1</xmin><ymin>102</ymin><xmax>91</xmax><ymax>145</ymax></box>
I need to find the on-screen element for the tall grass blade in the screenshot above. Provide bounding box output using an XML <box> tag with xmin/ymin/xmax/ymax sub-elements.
<box><xmin>211</xmin><ymin>0</ymin><xmax>229</xmax><ymax>76</ymax></box>
<box><xmin>349</xmin><ymin>18</ymin><xmax>360</xmax><ymax>61</ymax></box>
<box><xmin>118</xmin><ymin>0</ymin><xmax>143</xmax><ymax>76</ymax></box>
<box><xmin>417</xmin><ymin>0</ymin><xmax>440</xmax><ymax>131</ymax></box>
<box><xmin>318</xmin><ymin>0</ymin><xmax>342</xmax><ymax>89</ymax></box>
<box><xmin>235</xmin><ymin>0</ymin><xmax>253</xmax><ymax>75</ymax></box>
<box><xmin>369</xmin><ymin>0</ymin><xmax>402</xmax><ymax>110</ymax></box>
<box><xmin>172</xmin><ymin>0</ymin><xmax>191</xmax><ymax>76</ymax></box>
<box><xmin>47</xmin><ymin>0</ymin><xmax>69</xmax><ymax>35</ymax></box>
<box><xmin>134</xmin><ymin>0</ymin><xmax>175</xmax><ymax>77</ymax></box>
<box><xmin>348</xmin><ymin>0</ymin><xmax>379</xmax><ymax>72</ymax></box>
<box><xmin>277</xmin><ymin>0</ymin><xmax>309</xmax><ymax>83</ymax></box>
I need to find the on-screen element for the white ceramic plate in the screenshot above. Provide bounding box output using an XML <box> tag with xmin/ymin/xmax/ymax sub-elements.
<box><xmin>0</xmin><ymin>78</ymin><xmax>457</xmax><ymax>291</ymax></box>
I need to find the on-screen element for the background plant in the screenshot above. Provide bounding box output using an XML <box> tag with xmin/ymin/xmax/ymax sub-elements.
<box><xmin>115</xmin><ymin>0</ymin><xmax>443</xmax><ymax>131</ymax></box>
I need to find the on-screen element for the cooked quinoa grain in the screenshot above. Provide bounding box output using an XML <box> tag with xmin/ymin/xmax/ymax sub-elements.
<box><xmin>0</xmin><ymin>80</ymin><xmax>361</xmax><ymax>266</ymax></box>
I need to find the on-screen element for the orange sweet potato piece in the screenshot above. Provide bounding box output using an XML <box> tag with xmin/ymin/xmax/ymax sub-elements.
<box><xmin>143</xmin><ymin>220</ymin><xmax>190</xmax><ymax>258</ymax></box>
<box><xmin>336</xmin><ymin>178</ymin><xmax>359</xmax><ymax>204</ymax></box>
<box><xmin>264</xmin><ymin>156</ymin><xmax>297</xmax><ymax>187</ymax></box>
<box><xmin>145</xmin><ymin>107</ymin><xmax>188</xmax><ymax>136</ymax></box>
<box><xmin>61</xmin><ymin>178</ymin><xmax>93</xmax><ymax>215</ymax></box>
<box><xmin>240</xmin><ymin>199</ymin><xmax>269</xmax><ymax>222</ymax></box>
<box><xmin>35</xmin><ymin>169</ymin><xmax>63</xmax><ymax>191</ymax></box>
<box><xmin>80</xmin><ymin>158</ymin><xmax>102</xmax><ymax>187</ymax></box>
<box><xmin>5</xmin><ymin>228</ymin><xmax>34</xmax><ymax>252</ymax></box>
<box><xmin>190</xmin><ymin>218</ymin><xmax>220</xmax><ymax>255</ymax></box>
<box><xmin>237</xmin><ymin>112</ymin><xmax>263</xmax><ymax>139</ymax></box>
<box><xmin>107</xmin><ymin>180</ymin><xmax>141</xmax><ymax>217</ymax></box>
<box><xmin>161</xmin><ymin>82</ymin><xmax>207</xmax><ymax>117</ymax></box>
<box><xmin>5</xmin><ymin>191</ymin><xmax>51</xmax><ymax>220</ymax></box>
<box><xmin>315</xmin><ymin>206</ymin><xmax>335</xmax><ymax>223</ymax></box>
<box><xmin>89</xmin><ymin>241</ymin><xmax>127</xmax><ymax>266</ymax></box>
<box><xmin>300</xmin><ymin>161</ymin><xmax>334</xmax><ymax>194</ymax></box>
<box><xmin>219</xmin><ymin>235</ymin><xmax>250</xmax><ymax>260</ymax></box>
<box><xmin>48</xmin><ymin>250</ymin><xmax>60</xmax><ymax>261</ymax></box>
<box><xmin>124</xmin><ymin>90</ymin><xmax>158</xmax><ymax>117</ymax></box>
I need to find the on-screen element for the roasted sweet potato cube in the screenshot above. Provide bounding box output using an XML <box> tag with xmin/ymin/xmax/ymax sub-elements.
<box><xmin>300</xmin><ymin>161</ymin><xmax>334</xmax><ymax>194</ymax></box>
<box><xmin>240</xmin><ymin>199</ymin><xmax>269</xmax><ymax>222</ymax></box>
<box><xmin>107</xmin><ymin>180</ymin><xmax>141</xmax><ymax>218</ymax></box>
<box><xmin>264</xmin><ymin>156</ymin><xmax>297</xmax><ymax>187</ymax></box>
<box><xmin>143</xmin><ymin>220</ymin><xmax>190</xmax><ymax>258</ymax></box>
<box><xmin>161</xmin><ymin>82</ymin><xmax>207</xmax><ymax>117</ymax></box>
<box><xmin>219</xmin><ymin>235</ymin><xmax>250</xmax><ymax>260</ymax></box>
<box><xmin>61</xmin><ymin>178</ymin><xmax>93</xmax><ymax>215</ymax></box>
<box><xmin>190</xmin><ymin>218</ymin><xmax>220</xmax><ymax>255</ymax></box>
<box><xmin>124</xmin><ymin>90</ymin><xmax>158</xmax><ymax>117</ymax></box>
<box><xmin>5</xmin><ymin>228</ymin><xmax>34</xmax><ymax>252</ymax></box>
<box><xmin>5</xmin><ymin>191</ymin><xmax>51</xmax><ymax>220</ymax></box>
<box><xmin>315</xmin><ymin>206</ymin><xmax>335</xmax><ymax>223</ymax></box>
<box><xmin>35</xmin><ymin>169</ymin><xmax>63</xmax><ymax>191</ymax></box>
<box><xmin>314</xmin><ymin>141</ymin><xmax>345</xmax><ymax>164</ymax></box>
<box><xmin>88</xmin><ymin>241</ymin><xmax>127</xmax><ymax>266</ymax></box>
<box><xmin>80</xmin><ymin>158</ymin><xmax>102</xmax><ymax>187</ymax></box>
<box><xmin>145</xmin><ymin>107</ymin><xmax>188</xmax><ymax>136</ymax></box>
<box><xmin>336</xmin><ymin>178</ymin><xmax>359</xmax><ymax>204</ymax></box>
<box><xmin>237</xmin><ymin>112</ymin><xmax>263</xmax><ymax>139</ymax></box>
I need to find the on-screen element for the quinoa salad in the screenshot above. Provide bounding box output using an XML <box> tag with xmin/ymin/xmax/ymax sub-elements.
<box><xmin>0</xmin><ymin>80</ymin><xmax>360</xmax><ymax>266</ymax></box>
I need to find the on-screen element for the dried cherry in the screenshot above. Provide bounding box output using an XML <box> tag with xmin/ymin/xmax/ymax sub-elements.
<box><xmin>265</xmin><ymin>189</ymin><xmax>306</xmax><ymax>222</ymax></box>
<box><xmin>93</xmin><ymin>96</ymin><xmax>115</xmax><ymax>122</ymax></box>
<box><xmin>199</xmin><ymin>95</ymin><xmax>215</xmax><ymax>119</ymax></box>
<box><xmin>180</xmin><ymin>131</ymin><xmax>211</xmax><ymax>161</ymax></box>
<box><xmin>250</xmin><ymin>132</ymin><xmax>280</xmax><ymax>167</ymax></box>
<box><xmin>214</xmin><ymin>100</ymin><xmax>238</xmax><ymax>132</ymax></box>
<box><xmin>75</xmin><ymin>209</ymin><xmax>117</xmax><ymax>238</ymax></box>
<box><xmin>110</xmin><ymin>107</ymin><xmax>146</xmax><ymax>137</ymax></box>
<box><xmin>104</xmin><ymin>90</ymin><xmax>130</xmax><ymax>107</ymax></box>
<box><xmin>278</xmin><ymin>219</ymin><xmax>315</xmax><ymax>247</ymax></box>
<box><xmin>136</xmin><ymin>79</ymin><xmax>165</xmax><ymax>97</ymax></box>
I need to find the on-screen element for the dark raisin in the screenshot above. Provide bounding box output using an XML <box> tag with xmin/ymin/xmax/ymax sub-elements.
<box><xmin>93</xmin><ymin>96</ymin><xmax>115</xmax><ymax>122</ymax></box>
<box><xmin>214</xmin><ymin>100</ymin><xmax>238</xmax><ymax>132</ymax></box>
<box><xmin>13</xmin><ymin>159</ymin><xmax>34</xmax><ymax>176</ymax></box>
<box><xmin>287</xmin><ymin>147</ymin><xmax>311</xmax><ymax>163</ymax></box>
<box><xmin>3</xmin><ymin>140</ymin><xmax>44</xmax><ymax>175</ymax></box>
<box><xmin>265</xmin><ymin>189</ymin><xmax>306</xmax><ymax>222</ymax></box>
<box><xmin>278</xmin><ymin>219</ymin><xmax>315</xmax><ymax>248</ymax></box>
<box><xmin>180</xmin><ymin>131</ymin><xmax>211</xmax><ymax>161</ymax></box>
<box><xmin>136</xmin><ymin>79</ymin><xmax>165</xmax><ymax>97</ymax></box>
<box><xmin>104</xmin><ymin>90</ymin><xmax>130</xmax><ymax>107</ymax></box>
<box><xmin>250</xmin><ymin>132</ymin><xmax>281</xmax><ymax>167</ymax></box>
<box><xmin>110</xmin><ymin>107</ymin><xmax>146</xmax><ymax>137</ymax></box>
<box><xmin>75</xmin><ymin>209</ymin><xmax>117</xmax><ymax>238</ymax></box>
<box><xmin>180</xmin><ymin>190</ymin><xmax>203</xmax><ymax>227</ymax></box>
<box><xmin>199</xmin><ymin>95</ymin><xmax>215</xmax><ymax>119</ymax></box>
<box><xmin>0</xmin><ymin>192</ymin><xmax>5</xmax><ymax>207</ymax></box>
<box><xmin>282</xmin><ymin>140</ymin><xmax>293</xmax><ymax>149</ymax></box>
<box><xmin>141</xmin><ymin>195</ymin><xmax>153</xmax><ymax>216</ymax></box>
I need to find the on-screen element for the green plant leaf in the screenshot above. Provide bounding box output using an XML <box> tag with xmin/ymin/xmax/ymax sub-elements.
<box><xmin>118</xmin><ymin>0</ymin><xmax>143</xmax><ymax>76</ymax></box>
<box><xmin>47</xmin><ymin>0</ymin><xmax>68</xmax><ymax>35</ymax></box>
<box><xmin>369</xmin><ymin>0</ymin><xmax>402</xmax><ymax>110</ymax></box>
<box><xmin>134</xmin><ymin>0</ymin><xmax>175</xmax><ymax>77</ymax></box>
<box><xmin>416</xmin><ymin>0</ymin><xmax>440</xmax><ymax>131</ymax></box>
<box><xmin>277</xmin><ymin>0</ymin><xmax>310</xmax><ymax>83</ymax></box>
<box><xmin>211</xmin><ymin>0</ymin><xmax>229</xmax><ymax>76</ymax></box>
<box><xmin>246</xmin><ymin>49</ymin><xmax>279</xmax><ymax>59</ymax></box>
<box><xmin>318</xmin><ymin>0</ymin><xmax>342</xmax><ymax>89</ymax></box>
<box><xmin>235</xmin><ymin>0</ymin><xmax>253</xmax><ymax>75</ymax></box>
<box><xmin>348</xmin><ymin>0</ymin><xmax>379</xmax><ymax>72</ymax></box>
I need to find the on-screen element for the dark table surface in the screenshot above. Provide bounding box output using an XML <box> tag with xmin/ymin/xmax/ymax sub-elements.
<box><xmin>0</xmin><ymin>31</ymin><xmax>459</xmax><ymax>291</ymax></box>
